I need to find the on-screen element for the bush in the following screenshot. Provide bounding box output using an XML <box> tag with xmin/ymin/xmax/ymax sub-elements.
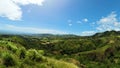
<box><xmin>2</xmin><ymin>53</ymin><xmax>17</xmax><ymax>67</ymax></box>
<box><xmin>16</xmin><ymin>47</ymin><xmax>26</xmax><ymax>59</ymax></box>
<box><xmin>38</xmin><ymin>50</ymin><xmax>44</xmax><ymax>55</ymax></box>
<box><xmin>26</xmin><ymin>49</ymin><xmax>45</xmax><ymax>62</ymax></box>
<box><xmin>26</xmin><ymin>49</ymin><xmax>38</xmax><ymax>61</ymax></box>
<box><xmin>6</xmin><ymin>44</ymin><xmax>17</xmax><ymax>53</ymax></box>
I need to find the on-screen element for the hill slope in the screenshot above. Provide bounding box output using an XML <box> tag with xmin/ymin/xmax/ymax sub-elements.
<box><xmin>1</xmin><ymin>30</ymin><xmax>120</xmax><ymax>68</ymax></box>
<box><xmin>0</xmin><ymin>40</ymin><xmax>78</xmax><ymax>68</ymax></box>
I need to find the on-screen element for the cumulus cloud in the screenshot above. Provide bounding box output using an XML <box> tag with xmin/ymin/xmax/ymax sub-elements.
<box><xmin>67</xmin><ymin>20</ymin><xmax>72</xmax><ymax>23</ymax></box>
<box><xmin>90</xmin><ymin>22</ymin><xmax>96</xmax><ymax>27</ymax></box>
<box><xmin>12</xmin><ymin>0</ymin><xmax>44</xmax><ymax>6</ymax></box>
<box><xmin>76</xmin><ymin>21</ymin><xmax>82</xmax><ymax>24</ymax></box>
<box><xmin>0</xmin><ymin>0</ymin><xmax>44</xmax><ymax>20</ymax></box>
<box><xmin>67</xmin><ymin>20</ymin><xmax>73</xmax><ymax>26</ymax></box>
<box><xmin>81</xmin><ymin>12</ymin><xmax>120</xmax><ymax>36</ymax></box>
<box><xmin>97</xmin><ymin>12</ymin><xmax>120</xmax><ymax>31</ymax></box>
<box><xmin>4</xmin><ymin>24</ymin><xmax>67</xmax><ymax>34</ymax></box>
<box><xmin>68</xmin><ymin>23</ymin><xmax>72</xmax><ymax>26</ymax></box>
<box><xmin>81</xmin><ymin>31</ymin><xmax>96</xmax><ymax>36</ymax></box>
<box><xmin>83</xmin><ymin>18</ymin><xmax>88</xmax><ymax>22</ymax></box>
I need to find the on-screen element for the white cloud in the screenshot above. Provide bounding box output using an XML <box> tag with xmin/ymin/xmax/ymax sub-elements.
<box><xmin>76</xmin><ymin>21</ymin><xmax>81</xmax><ymax>24</ymax></box>
<box><xmin>83</xmin><ymin>18</ymin><xmax>88</xmax><ymax>22</ymax></box>
<box><xmin>67</xmin><ymin>20</ymin><xmax>72</xmax><ymax>23</ymax></box>
<box><xmin>97</xmin><ymin>12</ymin><xmax>117</xmax><ymax>25</ymax></box>
<box><xmin>81</xmin><ymin>12</ymin><xmax>120</xmax><ymax>36</ymax></box>
<box><xmin>12</xmin><ymin>0</ymin><xmax>44</xmax><ymax>6</ymax></box>
<box><xmin>4</xmin><ymin>24</ymin><xmax>67</xmax><ymax>34</ymax></box>
<box><xmin>81</xmin><ymin>31</ymin><xmax>96</xmax><ymax>36</ymax></box>
<box><xmin>97</xmin><ymin>12</ymin><xmax>120</xmax><ymax>31</ymax></box>
<box><xmin>0</xmin><ymin>0</ymin><xmax>44</xmax><ymax>20</ymax></box>
<box><xmin>67</xmin><ymin>20</ymin><xmax>73</xmax><ymax>26</ymax></box>
<box><xmin>90</xmin><ymin>22</ymin><xmax>96</xmax><ymax>27</ymax></box>
<box><xmin>0</xmin><ymin>0</ymin><xmax>22</xmax><ymax>20</ymax></box>
<box><xmin>68</xmin><ymin>23</ymin><xmax>72</xmax><ymax>26</ymax></box>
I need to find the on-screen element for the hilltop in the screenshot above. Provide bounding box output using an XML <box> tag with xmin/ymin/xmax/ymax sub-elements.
<box><xmin>0</xmin><ymin>30</ymin><xmax>120</xmax><ymax>68</ymax></box>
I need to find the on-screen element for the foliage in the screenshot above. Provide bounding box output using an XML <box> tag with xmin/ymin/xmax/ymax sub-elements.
<box><xmin>2</xmin><ymin>53</ymin><xmax>17</xmax><ymax>67</ymax></box>
<box><xmin>1</xmin><ymin>30</ymin><xmax>120</xmax><ymax>68</ymax></box>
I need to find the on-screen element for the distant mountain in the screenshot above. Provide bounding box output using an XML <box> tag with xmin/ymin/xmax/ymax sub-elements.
<box><xmin>0</xmin><ymin>30</ymin><xmax>24</xmax><ymax>35</ymax></box>
<box><xmin>1</xmin><ymin>30</ymin><xmax>120</xmax><ymax>37</ymax></box>
<box><xmin>29</xmin><ymin>34</ymin><xmax>79</xmax><ymax>38</ymax></box>
<box><xmin>93</xmin><ymin>30</ymin><xmax>120</xmax><ymax>37</ymax></box>
<box><xmin>0</xmin><ymin>30</ymin><xmax>36</xmax><ymax>35</ymax></box>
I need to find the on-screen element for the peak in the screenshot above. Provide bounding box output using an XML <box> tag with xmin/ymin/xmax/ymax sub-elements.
<box><xmin>93</xmin><ymin>30</ymin><xmax>120</xmax><ymax>37</ymax></box>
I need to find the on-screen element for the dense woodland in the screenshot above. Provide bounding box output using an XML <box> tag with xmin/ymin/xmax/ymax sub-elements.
<box><xmin>1</xmin><ymin>30</ymin><xmax>120</xmax><ymax>68</ymax></box>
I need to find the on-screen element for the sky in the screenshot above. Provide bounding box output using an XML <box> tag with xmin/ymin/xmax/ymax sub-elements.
<box><xmin>0</xmin><ymin>0</ymin><xmax>120</xmax><ymax>36</ymax></box>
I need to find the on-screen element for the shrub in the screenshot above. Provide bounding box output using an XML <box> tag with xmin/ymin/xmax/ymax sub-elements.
<box><xmin>6</xmin><ymin>44</ymin><xmax>17</xmax><ymax>53</ymax></box>
<box><xmin>26</xmin><ymin>49</ymin><xmax>37</xmax><ymax>61</ymax></box>
<box><xmin>2</xmin><ymin>53</ymin><xmax>17</xmax><ymax>67</ymax></box>
<box><xmin>16</xmin><ymin>47</ymin><xmax>26</xmax><ymax>59</ymax></box>
<box><xmin>38</xmin><ymin>50</ymin><xmax>44</xmax><ymax>55</ymax></box>
<box><xmin>23</xmin><ymin>58</ymin><xmax>35</xmax><ymax>65</ymax></box>
<box><xmin>26</xmin><ymin>49</ymin><xmax>45</xmax><ymax>62</ymax></box>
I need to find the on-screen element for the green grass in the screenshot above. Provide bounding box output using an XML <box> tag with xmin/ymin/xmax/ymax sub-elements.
<box><xmin>78</xmin><ymin>40</ymin><xmax>114</xmax><ymax>55</ymax></box>
<box><xmin>0</xmin><ymin>40</ymin><xmax>78</xmax><ymax>68</ymax></box>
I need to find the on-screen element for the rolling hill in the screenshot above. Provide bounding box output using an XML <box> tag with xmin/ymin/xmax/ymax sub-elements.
<box><xmin>0</xmin><ymin>30</ymin><xmax>120</xmax><ymax>68</ymax></box>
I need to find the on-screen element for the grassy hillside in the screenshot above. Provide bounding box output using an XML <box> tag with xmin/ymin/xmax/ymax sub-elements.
<box><xmin>1</xmin><ymin>30</ymin><xmax>120</xmax><ymax>68</ymax></box>
<box><xmin>0</xmin><ymin>40</ymin><xmax>78</xmax><ymax>68</ymax></box>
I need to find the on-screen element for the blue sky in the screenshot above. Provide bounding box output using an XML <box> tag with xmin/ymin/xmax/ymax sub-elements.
<box><xmin>0</xmin><ymin>0</ymin><xmax>120</xmax><ymax>35</ymax></box>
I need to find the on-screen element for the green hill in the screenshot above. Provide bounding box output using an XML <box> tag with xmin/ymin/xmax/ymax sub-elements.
<box><xmin>1</xmin><ymin>30</ymin><xmax>120</xmax><ymax>68</ymax></box>
<box><xmin>0</xmin><ymin>40</ymin><xmax>78</xmax><ymax>68</ymax></box>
